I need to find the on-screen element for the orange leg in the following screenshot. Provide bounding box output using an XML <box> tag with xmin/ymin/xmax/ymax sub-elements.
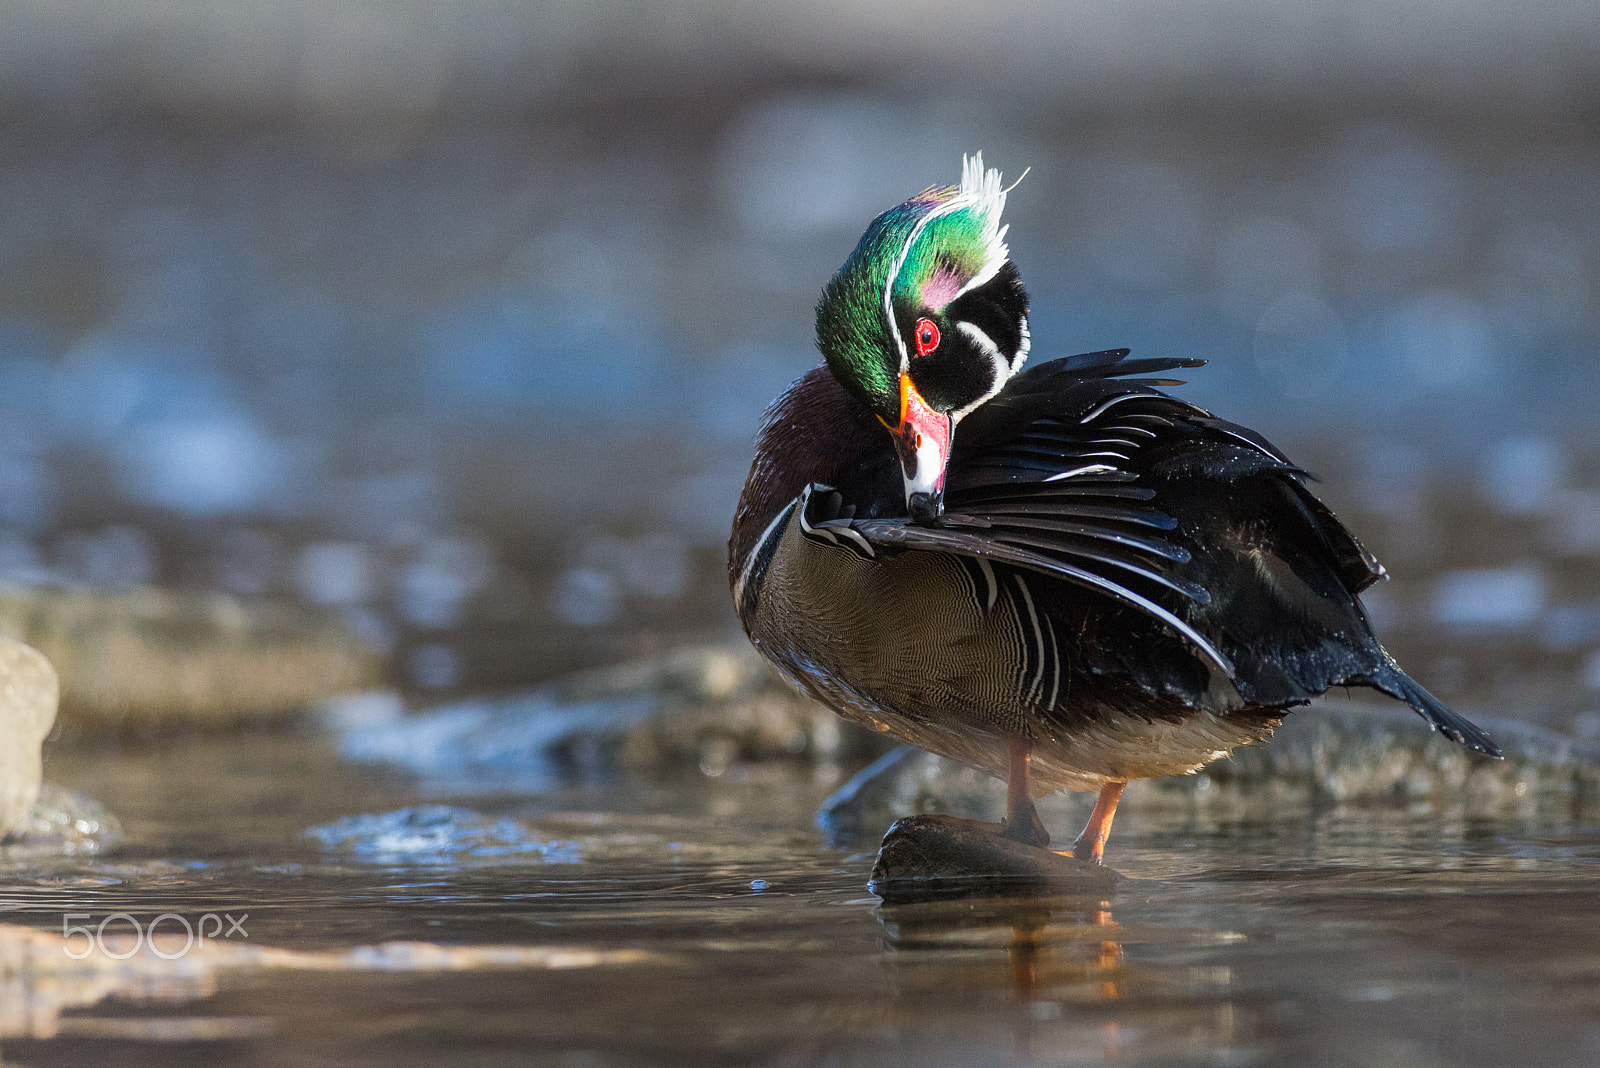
<box><xmin>999</xmin><ymin>735</ymin><xmax>1051</xmax><ymax>848</ymax></box>
<box><xmin>1071</xmin><ymin>782</ymin><xmax>1126</xmax><ymax>864</ymax></box>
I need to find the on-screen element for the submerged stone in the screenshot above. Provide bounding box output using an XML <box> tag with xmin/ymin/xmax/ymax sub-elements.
<box><xmin>1</xmin><ymin>783</ymin><xmax>123</xmax><ymax>857</ymax></box>
<box><xmin>0</xmin><ymin>583</ymin><xmax>382</xmax><ymax>729</ymax></box>
<box><xmin>0</xmin><ymin>640</ymin><xmax>57</xmax><ymax>836</ymax></box>
<box><xmin>869</xmin><ymin>814</ymin><xmax>1121</xmax><ymax>903</ymax></box>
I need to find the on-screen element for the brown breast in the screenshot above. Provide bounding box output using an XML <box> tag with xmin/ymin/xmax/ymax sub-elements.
<box><xmin>727</xmin><ymin>364</ymin><xmax>883</xmax><ymax>588</ymax></box>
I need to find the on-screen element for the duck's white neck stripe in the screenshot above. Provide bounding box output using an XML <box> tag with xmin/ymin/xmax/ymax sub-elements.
<box><xmin>949</xmin><ymin>321</ymin><xmax>1010</xmax><ymax>421</ymax></box>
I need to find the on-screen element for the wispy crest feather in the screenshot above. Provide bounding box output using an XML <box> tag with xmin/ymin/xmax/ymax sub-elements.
<box><xmin>954</xmin><ymin>152</ymin><xmax>1012</xmax><ymax>292</ymax></box>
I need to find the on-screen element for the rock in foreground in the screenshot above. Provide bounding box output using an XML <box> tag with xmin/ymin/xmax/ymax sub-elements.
<box><xmin>0</xmin><ymin>640</ymin><xmax>57</xmax><ymax>835</ymax></box>
<box><xmin>1</xmin><ymin>783</ymin><xmax>122</xmax><ymax>856</ymax></box>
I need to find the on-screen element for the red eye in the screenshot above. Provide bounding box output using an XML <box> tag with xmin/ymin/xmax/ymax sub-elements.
<box><xmin>914</xmin><ymin>317</ymin><xmax>940</xmax><ymax>357</ymax></box>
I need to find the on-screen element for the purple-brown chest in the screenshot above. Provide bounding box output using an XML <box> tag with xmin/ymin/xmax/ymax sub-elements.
<box><xmin>727</xmin><ymin>366</ymin><xmax>884</xmax><ymax>588</ymax></box>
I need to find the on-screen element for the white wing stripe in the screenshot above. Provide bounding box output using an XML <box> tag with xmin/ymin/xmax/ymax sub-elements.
<box><xmin>1079</xmin><ymin>392</ymin><xmax>1150</xmax><ymax>424</ymax></box>
<box><xmin>977</xmin><ymin>558</ymin><xmax>999</xmax><ymax>611</ymax></box>
<box><xmin>829</xmin><ymin>524</ymin><xmax>876</xmax><ymax>558</ymax></box>
<box><xmin>1013</xmin><ymin>573</ymin><xmax>1047</xmax><ymax>704</ymax></box>
<box><xmin>1043</xmin><ymin>608</ymin><xmax>1062</xmax><ymax>710</ymax></box>
<box><xmin>1044</xmin><ymin>464</ymin><xmax>1119</xmax><ymax>482</ymax></box>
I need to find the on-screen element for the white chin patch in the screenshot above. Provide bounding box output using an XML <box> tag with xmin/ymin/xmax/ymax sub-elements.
<box><xmin>904</xmin><ymin>431</ymin><xmax>946</xmax><ymax>498</ymax></box>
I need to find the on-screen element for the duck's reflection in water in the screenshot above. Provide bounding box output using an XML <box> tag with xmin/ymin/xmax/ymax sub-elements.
<box><xmin>876</xmin><ymin>893</ymin><xmax>1240</xmax><ymax>1065</ymax></box>
<box><xmin>1016</xmin><ymin>902</ymin><xmax>1124</xmax><ymax>998</ymax></box>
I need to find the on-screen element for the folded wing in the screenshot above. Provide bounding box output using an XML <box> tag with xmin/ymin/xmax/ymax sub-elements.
<box><xmin>802</xmin><ymin>350</ymin><xmax>1497</xmax><ymax>756</ymax></box>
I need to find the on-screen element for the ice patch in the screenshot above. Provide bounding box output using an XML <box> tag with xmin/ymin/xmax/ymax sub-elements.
<box><xmin>321</xmin><ymin>690</ymin><xmax>406</xmax><ymax>732</ymax></box>
<box><xmin>119</xmin><ymin>413</ymin><xmax>296</xmax><ymax>517</ymax></box>
<box><xmin>1544</xmin><ymin>490</ymin><xmax>1600</xmax><ymax>555</ymax></box>
<box><xmin>1540</xmin><ymin>600</ymin><xmax>1600</xmax><ymax>652</ymax></box>
<box><xmin>304</xmin><ymin>806</ymin><xmax>580</xmax><ymax>866</ymax></box>
<box><xmin>1383</xmin><ymin>290</ymin><xmax>1494</xmax><ymax>391</ymax></box>
<box><xmin>329</xmin><ymin>689</ymin><xmax>659</xmax><ymax>793</ymax></box>
<box><xmin>1430</xmin><ymin>565</ymin><xmax>1547</xmax><ymax>630</ymax></box>
<box><xmin>716</xmin><ymin>94</ymin><xmax>933</xmax><ymax>237</ymax></box>
<box><xmin>1252</xmin><ymin>292</ymin><xmax>1347</xmax><ymax>399</ymax></box>
<box><xmin>294</xmin><ymin>541</ymin><xmax>375</xmax><ymax>606</ymax></box>
<box><xmin>1480</xmin><ymin>437</ymin><xmax>1564</xmax><ymax>515</ymax></box>
<box><xmin>1335</xmin><ymin>129</ymin><xmax>1465</xmax><ymax>255</ymax></box>
<box><xmin>407</xmin><ymin>643</ymin><xmax>459</xmax><ymax>689</ymax></box>
<box><xmin>1582</xmin><ymin>649</ymin><xmax>1600</xmax><ymax>691</ymax></box>
<box><xmin>397</xmin><ymin>536</ymin><xmax>494</xmax><ymax>628</ymax></box>
<box><xmin>552</xmin><ymin>567</ymin><xmax>620</xmax><ymax>627</ymax></box>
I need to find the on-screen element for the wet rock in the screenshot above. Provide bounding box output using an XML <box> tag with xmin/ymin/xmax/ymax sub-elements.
<box><xmin>0</xmin><ymin>640</ymin><xmax>57</xmax><ymax>835</ymax></box>
<box><xmin>327</xmin><ymin>644</ymin><xmax>890</xmax><ymax>790</ymax></box>
<box><xmin>1</xmin><ymin>783</ymin><xmax>122</xmax><ymax>857</ymax></box>
<box><xmin>304</xmin><ymin>805</ymin><xmax>581</xmax><ymax>866</ymax></box>
<box><xmin>0</xmin><ymin>584</ymin><xmax>383</xmax><ymax>728</ymax></box>
<box><xmin>869</xmin><ymin>815</ymin><xmax>1121</xmax><ymax>903</ymax></box>
<box><xmin>822</xmin><ymin>699</ymin><xmax>1600</xmax><ymax>837</ymax></box>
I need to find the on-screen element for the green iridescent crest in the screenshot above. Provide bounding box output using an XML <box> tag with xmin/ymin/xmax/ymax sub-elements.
<box><xmin>816</xmin><ymin>154</ymin><xmax>1014</xmax><ymax>412</ymax></box>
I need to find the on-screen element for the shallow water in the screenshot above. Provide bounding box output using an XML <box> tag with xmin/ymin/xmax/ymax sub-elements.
<box><xmin>0</xmin><ymin>733</ymin><xmax>1595</xmax><ymax>1067</ymax></box>
<box><xmin>1</xmin><ymin>9</ymin><xmax>1598</xmax><ymax>1066</ymax></box>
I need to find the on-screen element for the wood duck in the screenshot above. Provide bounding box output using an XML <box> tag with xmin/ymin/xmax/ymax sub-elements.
<box><xmin>728</xmin><ymin>156</ymin><xmax>1501</xmax><ymax>864</ymax></box>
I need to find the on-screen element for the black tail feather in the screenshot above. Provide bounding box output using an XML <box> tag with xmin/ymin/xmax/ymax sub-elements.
<box><xmin>1371</xmin><ymin>664</ymin><xmax>1502</xmax><ymax>759</ymax></box>
<box><xmin>1042</xmin><ymin>350</ymin><xmax>1206</xmax><ymax>380</ymax></box>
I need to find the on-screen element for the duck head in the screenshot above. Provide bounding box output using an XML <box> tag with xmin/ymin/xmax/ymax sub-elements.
<box><xmin>816</xmin><ymin>155</ymin><xmax>1030</xmax><ymax>523</ymax></box>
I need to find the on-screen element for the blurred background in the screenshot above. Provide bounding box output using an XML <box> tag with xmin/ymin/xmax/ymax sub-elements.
<box><xmin>1</xmin><ymin>0</ymin><xmax>1598</xmax><ymax>731</ymax></box>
